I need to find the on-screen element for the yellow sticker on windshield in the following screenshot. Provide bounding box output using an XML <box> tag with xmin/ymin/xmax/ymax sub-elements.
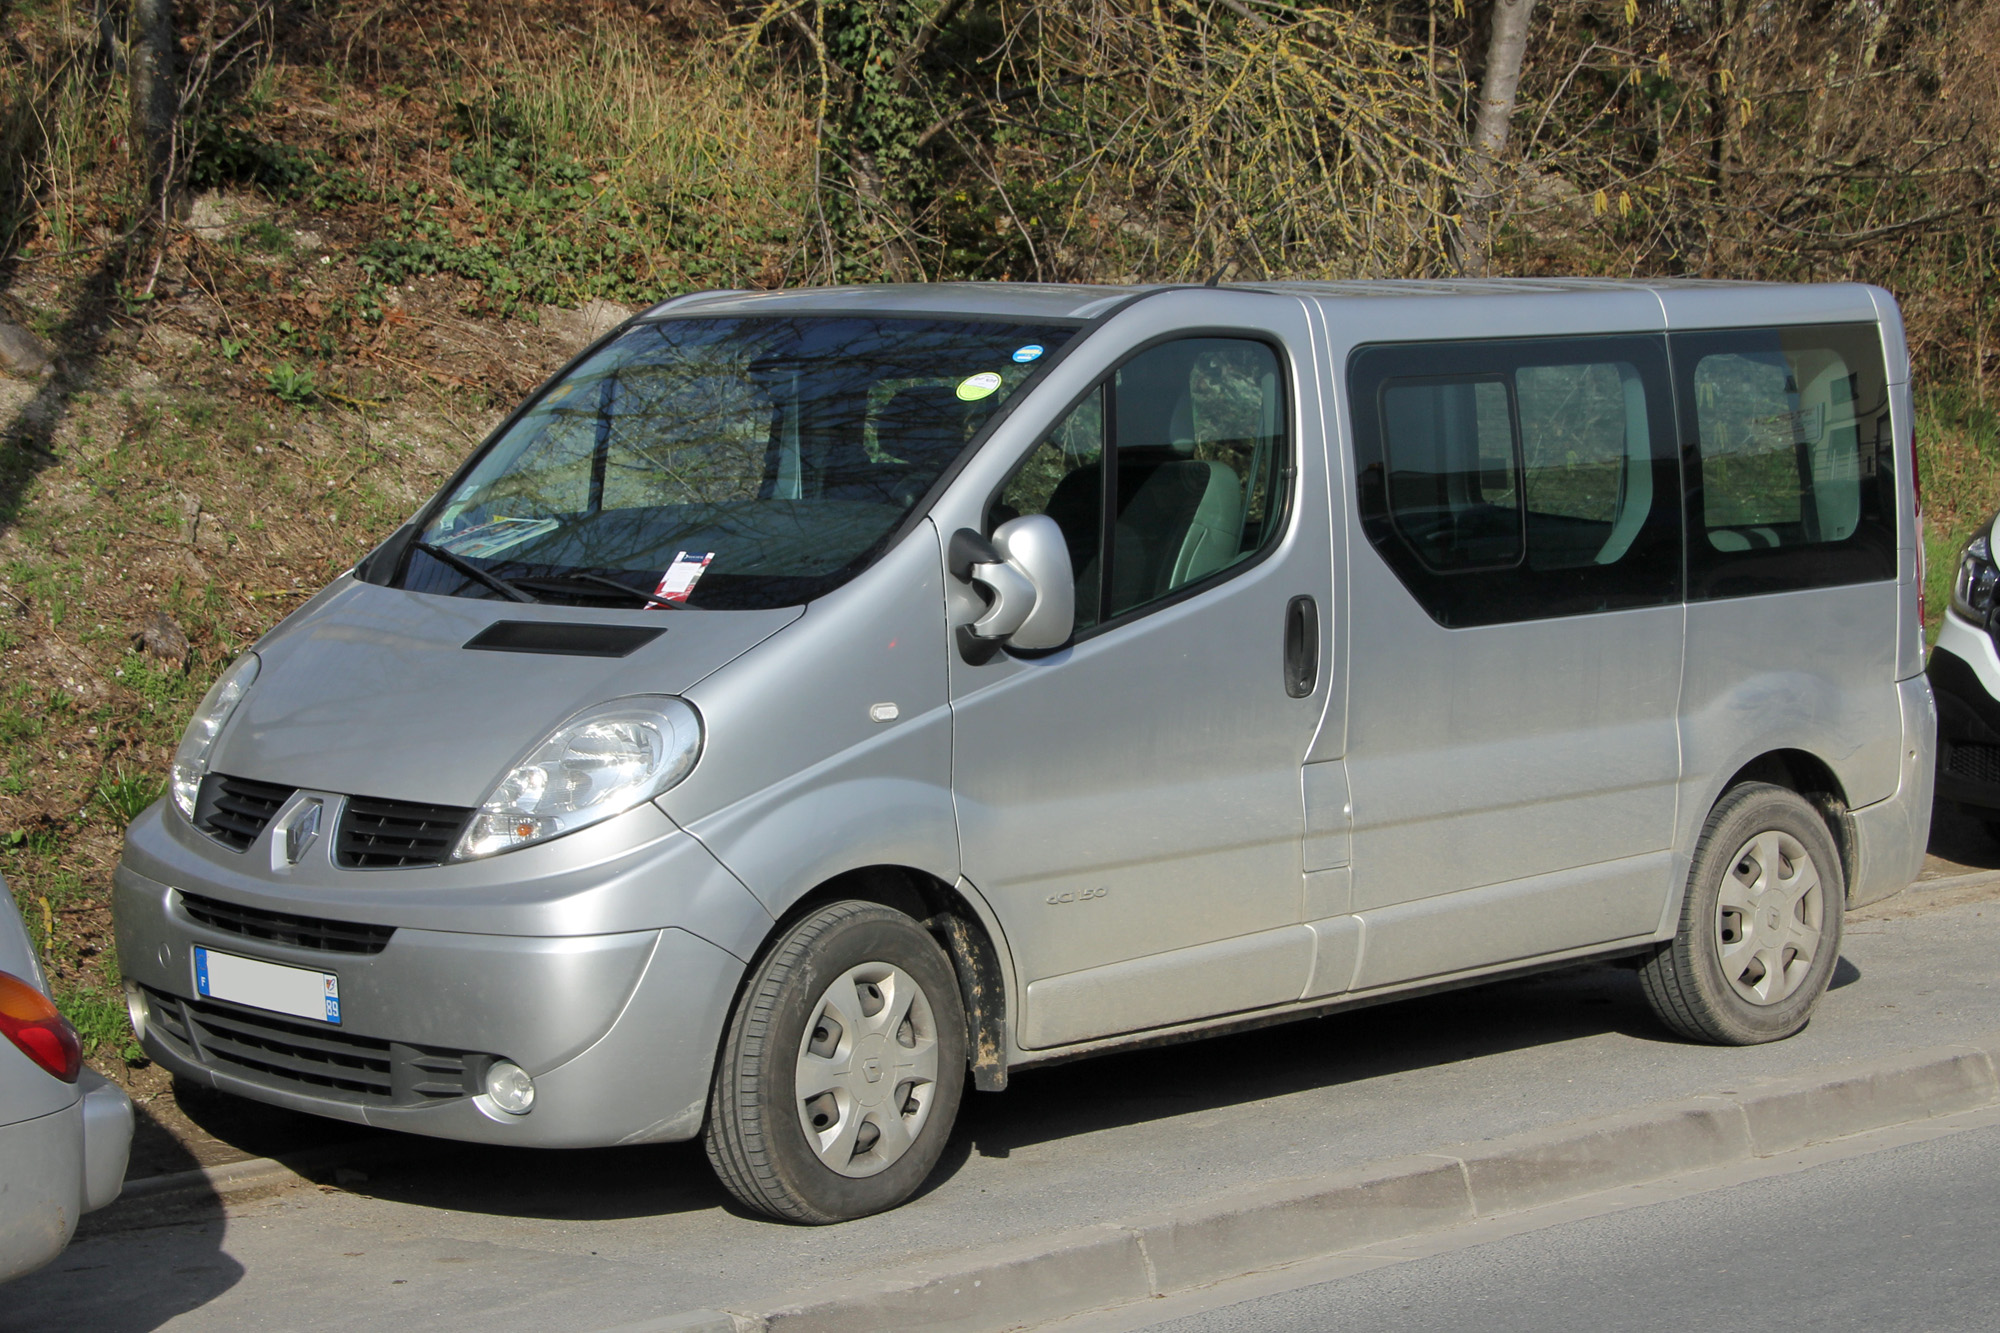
<box><xmin>957</xmin><ymin>372</ymin><xmax>1003</xmax><ymax>402</ymax></box>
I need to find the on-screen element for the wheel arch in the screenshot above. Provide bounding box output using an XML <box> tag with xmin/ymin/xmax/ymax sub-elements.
<box><xmin>731</xmin><ymin>864</ymin><xmax>1015</xmax><ymax>1093</ymax></box>
<box><xmin>1717</xmin><ymin>749</ymin><xmax>1859</xmax><ymax>904</ymax></box>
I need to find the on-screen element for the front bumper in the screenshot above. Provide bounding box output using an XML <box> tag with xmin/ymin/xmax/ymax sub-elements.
<box><xmin>115</xmin><ymin>866</ymin><xmax>747</xmax><ymax>1149</ymax></box>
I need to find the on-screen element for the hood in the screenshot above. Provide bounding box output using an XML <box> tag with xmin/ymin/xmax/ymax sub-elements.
<box><xmin>211</xmin><ymin>579</ymin><xmax>801</xmax><ymax>807</ymax></box>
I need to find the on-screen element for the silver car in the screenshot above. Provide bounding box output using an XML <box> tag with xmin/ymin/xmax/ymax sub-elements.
<box><xmin>113</xmin><ymin>280</ymin><xmax>1932</xmax><ymax>1222</ymax></box>
<box><xmin>2</xmin><ymin>879</ymin><xmax>133</xmax><ymax>1281</ymax></box>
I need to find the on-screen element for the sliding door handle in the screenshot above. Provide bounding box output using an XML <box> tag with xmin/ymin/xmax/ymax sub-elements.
<box><xmin>1284</xmin><ymin>595</ymin><xmax>1319</xmax><ymax>698</ymax></box>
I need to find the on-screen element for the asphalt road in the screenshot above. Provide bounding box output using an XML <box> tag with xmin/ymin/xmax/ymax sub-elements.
<box><xmin>1080</xmin><ymin>1111</ymin><xmax>2000</xmax><ymax>1333</ymax></box>
<box><xmin>6</xmin><ymin>871</ymin><xmax>1998</xmax><ymax>1333</ymax></box>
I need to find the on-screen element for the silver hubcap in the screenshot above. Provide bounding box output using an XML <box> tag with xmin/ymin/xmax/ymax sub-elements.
<box><xmin>1714</xmin><ymin>828</ymin><xmax>1825</xmax><ymax>1006</ymax></box>
<box><xmin>793</xmin><ymin>961</ymin><xmax>941</xmax><ymax>1178</ymax></box>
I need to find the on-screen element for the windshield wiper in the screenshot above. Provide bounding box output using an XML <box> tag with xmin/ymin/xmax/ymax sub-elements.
<box><xmin>412</xmin><ymin>541</ymin><xmax>539</xmax><ymax>603</ymax></box>
<box><xmin>515</xmin><ymin>572</ymin><xmax>682</xmax><ymax>609</ymax></box>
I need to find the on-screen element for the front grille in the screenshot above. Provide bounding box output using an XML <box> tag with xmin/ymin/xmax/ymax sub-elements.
<box><xmin>179</xmin><ymin>892</ymin><xmax>395</xmax><ymax>955</ymax></box>
<box><xmin>141</xmin><ymin>986</ymin><xmax>477</xmax><ymax>1106</ymax></box>
<box><xmin>194</xmin><ymin>774</ymin><xmax>296</xmax><ymax>852</ymax></box>
<box><xmin>1944</xmin><ymin>740</ymin><xmax>2000</xmax><ymax>786</ymax></box>
<box><xmin>335</xmin><ymin>795</ymin><xmax>474</xmax><ymax>869</ymax></box>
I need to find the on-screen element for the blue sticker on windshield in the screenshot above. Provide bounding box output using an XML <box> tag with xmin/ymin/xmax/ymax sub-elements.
<box><xmin>1012</xmin><ymin>344</ymin><xmax>1045</xmax><ymax>364</ymax></box>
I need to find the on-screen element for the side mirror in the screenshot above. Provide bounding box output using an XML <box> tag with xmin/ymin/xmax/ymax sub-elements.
<box><xmin>950</xmin><ymin>515</ymin><xmax>1075</xmax><ymax>652</ymax></box>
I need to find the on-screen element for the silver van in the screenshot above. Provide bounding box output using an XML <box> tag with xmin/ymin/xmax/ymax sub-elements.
<box><xmin>114</xmin><ymin>280</ymin><xmax>1932</xmax><ymax>1222</ymax></box>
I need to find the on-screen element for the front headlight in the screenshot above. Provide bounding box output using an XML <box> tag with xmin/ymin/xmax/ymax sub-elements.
<box><xmin>170</xmin><ymin>652</ymin><xmax>261</xmax><ymax>821</ymax></box>
<box><xmin>1951</xmin><ymin>515</ymin><xmax>2000</xmax><ymax>625</ymax></box>
<box><xmin>455</xmin><ymin>697</ymin><xmax>702</xmax><ymax>860</ymax></box>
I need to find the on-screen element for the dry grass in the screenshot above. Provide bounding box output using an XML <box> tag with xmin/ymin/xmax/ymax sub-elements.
<box><xmin>0</xmin><ymin>3</ymin><xmax>133</xmax><ymax>260</ymax></box>
<box><xmin>447</xmin><ymin>15</ymin><xmax>816</xmax><ymax>288</ymax></box>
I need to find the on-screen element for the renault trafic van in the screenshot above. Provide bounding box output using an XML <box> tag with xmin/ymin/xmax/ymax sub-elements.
<box><xmin>114</xmin><ymin>280</ymin><xmax>1932</xmax><ymax>1222</ymax></box>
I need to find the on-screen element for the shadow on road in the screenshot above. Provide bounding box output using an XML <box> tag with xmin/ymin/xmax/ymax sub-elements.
<box><xmin>303</xmin><ymin>1136</ymin><xmax>730</xmax><ymax>1223</ymax></box>
<box><xmin>960</xmin><ymin>959</ymin><xmax>1669</xmax><ymax>1159</ymax></box>
<box><xmin>1924</xmin><ymin>799</ymin><xmax>2000</xmax><ymax>873</ymax></box>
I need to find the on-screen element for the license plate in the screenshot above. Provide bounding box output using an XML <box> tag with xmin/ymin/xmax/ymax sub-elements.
<box><xmin>194</xmin><ymin>946</ymin><xmax>341</xmax><ymax>1025</ymax></box>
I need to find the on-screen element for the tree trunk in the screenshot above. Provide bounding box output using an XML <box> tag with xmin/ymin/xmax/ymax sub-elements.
<box><xmin>1459</xmin><ymin>0</ymin><xmax>1537</xmax><ymax>277</ymax></box>
<box><xmin>1700</xmin><ymin>0</ymin><xmax>1749</xmax><ymax>275</ymax></box>
<box><xmin>847</xmin><ymin>150</ymin><xmax>917</xmax><ymax>282</ymax></box>
<box><xmin>93</xmin><ymin>1</ymin><xmax>127</xmax><ymax>74</ymax></box>
<box><xmin>129</xmin><ymin>0</ymin><xmax>176</xmax><ymax>223</ymax></box>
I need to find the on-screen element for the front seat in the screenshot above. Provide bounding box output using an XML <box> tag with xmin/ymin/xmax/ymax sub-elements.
<box><xmin>1046</xmin><ymin>451</ymin><xmax>1244</xmax><ymax>621</ymax></box>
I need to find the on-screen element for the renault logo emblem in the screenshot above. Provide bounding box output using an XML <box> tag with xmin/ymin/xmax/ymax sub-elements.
<box><xmin>283</xmin><ymin>799</ymin><xmax>323</xmax><ymax>865</ymax></box>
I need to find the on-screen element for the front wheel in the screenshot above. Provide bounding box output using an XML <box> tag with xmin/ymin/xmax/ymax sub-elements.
<box><xmin>1639</xmin><ymin>783</ymin><xmax>1844</xmax><ymax>1045</ymax></box>
<box><xmin>704</xmin><ymin>901</ymin><xmax>967</xmax><ymax>1223</ymax></box>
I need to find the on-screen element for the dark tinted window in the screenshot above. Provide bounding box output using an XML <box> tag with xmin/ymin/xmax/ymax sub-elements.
<box><xmin>1673</xmin><ymin>324</ymin><xmax>1895</xmax><ymax>598</ymax></box>
<box><xmin>1379</xmin><ymin>378</ymin><xmax>1520</xmax><ymax>572</ymax></box>
<box><xmin>994</xmin><ymin>337</ymin><xmax>1289</xmax><ymax>632</ymax></box>
<box><xmin>1350</xmin><ymin>335</ymin><xmax>1681</xmax><ymax>627</ymax></box>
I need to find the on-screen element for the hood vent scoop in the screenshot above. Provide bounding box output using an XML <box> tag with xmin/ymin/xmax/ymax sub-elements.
<box><xmin>463</xmin><ymin>621</ymin><xmax>665</xmax><ymax>658</ymax></box>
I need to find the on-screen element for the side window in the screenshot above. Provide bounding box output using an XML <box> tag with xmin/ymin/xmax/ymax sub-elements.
<box><xmin>1379</xmin><ymin>378</ymin><xmax>1519</xmax><ymax>571</ymax></box>
<box><xmin>992</xmin><ymin>337</ymin><xmax>1289</xmax><ymax>635</ymax></box>
<box><xmin>1518</xmin><ymin>361</ymin><xmax>1658</xmax><ymax>570</ymax></box>
<box><xmin>1675</xmin><ymin>325</ymin><xmax>1894</xmax><ymax>598</ymax></box>
<box><xmin>1351</xmin><ymin>336</ymin><xmax>1681</xmax><ymax>628</ymax></box>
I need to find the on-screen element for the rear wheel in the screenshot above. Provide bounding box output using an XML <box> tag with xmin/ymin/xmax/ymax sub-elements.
<box><xmin>705</xmin><ymin>901</ymin><xmax>967</xmax><ymax>1223</ymax></box>
<box><xmin>1639</xmin><ymin>783</ymin><xmax>1843</xmax><ymax>1045</ymax></box>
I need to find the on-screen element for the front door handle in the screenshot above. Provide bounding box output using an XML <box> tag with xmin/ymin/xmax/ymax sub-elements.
<box><xmin>1284</xmin><ymin>595</ymin><xmax>1319</xmax><ymax>698</ymax></box>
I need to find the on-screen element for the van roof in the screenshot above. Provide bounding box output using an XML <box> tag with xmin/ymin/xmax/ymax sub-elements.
<box><xmin>644</xmin><ymin>277</ymin><xmax>1880</xmax><ymax>325</ymax></box>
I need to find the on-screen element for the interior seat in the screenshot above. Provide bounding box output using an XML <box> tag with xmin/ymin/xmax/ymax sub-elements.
<box><xmin>1046</xmin><ymin>451</ymin><xmax>1244</xmax><ymax>621</ymax></box>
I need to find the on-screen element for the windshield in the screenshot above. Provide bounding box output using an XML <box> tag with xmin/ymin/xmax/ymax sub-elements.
<box><xmin>400</xmin><ymin>316</ymin><xmax>1076</xmax><ymax>610</ymax></box>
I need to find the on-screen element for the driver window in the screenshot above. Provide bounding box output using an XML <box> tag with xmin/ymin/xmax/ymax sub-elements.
<box><xmin>992</xmin><ymin>337</ymin><xmax>1288</xmax><ymax>634</ymax></box>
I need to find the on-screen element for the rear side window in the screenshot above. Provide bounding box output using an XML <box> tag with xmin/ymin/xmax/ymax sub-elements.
<box><xmin>1350</xmin><ymin>335</ymin><xmax>1681</xmax><ymax>627</ymax></box>
<box><xmin>1673</xmin><ymin>324</ymin><xmax>1895</xmax><ymax>598</ymax></box>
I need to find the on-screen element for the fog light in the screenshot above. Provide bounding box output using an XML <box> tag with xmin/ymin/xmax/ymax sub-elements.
<box><xmin>123</xmin><ymin>979</ymin><xmax>149</xmax><ymax>1043</ymax></box>
<box><xmin>485</xmin><ymin>1059</ymin><xmax>535</xmax><ymax>1115</ymax></box>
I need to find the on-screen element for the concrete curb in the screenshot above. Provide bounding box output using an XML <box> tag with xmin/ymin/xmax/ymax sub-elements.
<box><xmin>700</xmin><ymin>1035</ymin><xmax>2000</xmax><ymax>1333</ymax></box>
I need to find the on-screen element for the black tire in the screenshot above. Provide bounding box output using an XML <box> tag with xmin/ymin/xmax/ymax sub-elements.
<box><xmin>704</xmin><ymin>901</ymin><xmax>967</xmax><ymax>1223</ymax></box>
<box><xmin>1639</xmin><ymin>782</ymin><xmax>1844</xmax><ymax>1045</ymax></box>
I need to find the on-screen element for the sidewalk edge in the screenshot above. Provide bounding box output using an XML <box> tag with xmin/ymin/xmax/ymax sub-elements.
<box><xmin>702</xmin><ymin>1035</ymin><xmax>2000</xmax><ymax>1333</ymax></box>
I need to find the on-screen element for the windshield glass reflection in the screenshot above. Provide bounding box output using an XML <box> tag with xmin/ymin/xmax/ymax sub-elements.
<box><xmin>401</xmin><ymin>316</ymin><xmax>1075</xmax><ymax>609</ymax></box>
